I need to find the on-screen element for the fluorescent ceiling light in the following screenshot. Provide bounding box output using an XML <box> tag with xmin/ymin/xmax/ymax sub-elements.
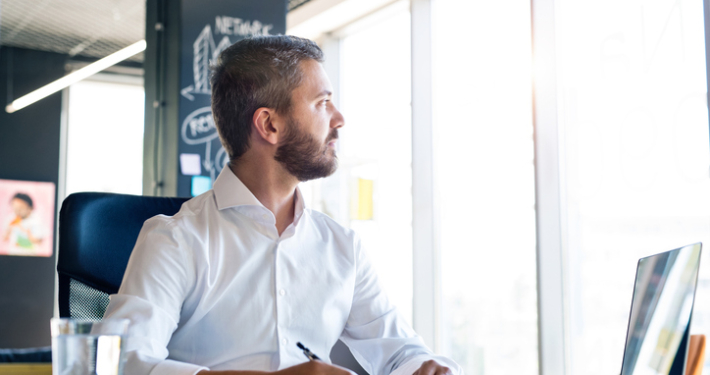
<box><xmin>5</xmin><ymin>40</ymin><xmax>147</xmax><ymax>113</ymax></box>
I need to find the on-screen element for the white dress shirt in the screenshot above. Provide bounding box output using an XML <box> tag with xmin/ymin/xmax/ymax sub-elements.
<box><xmin>103</xmin><ymin>167</ymin><xmax>463</xmax><ymax>375</ymax></box>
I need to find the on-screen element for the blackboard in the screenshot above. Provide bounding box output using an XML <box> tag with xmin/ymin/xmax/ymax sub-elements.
<box><xmin>177</xmin><ymin>0</ymin><xmax>287</xmax><ymax>197</ymax></box>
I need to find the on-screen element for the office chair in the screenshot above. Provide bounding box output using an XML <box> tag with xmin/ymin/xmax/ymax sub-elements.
<box><xmin>57</xmin><ymin>192</ymin><xmax>189</xmax><ymax>319</ymax></box>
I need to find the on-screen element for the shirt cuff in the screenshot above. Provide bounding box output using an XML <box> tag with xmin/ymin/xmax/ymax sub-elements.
<box><xmin>149</xmin><ymin>359</ymin><xmax>209</xmax><ymax>375</ymax></box>
<box><xmin>389</xmin><ymin>354</ymin><xmax>464</xmax><ymax>375</ymax></box>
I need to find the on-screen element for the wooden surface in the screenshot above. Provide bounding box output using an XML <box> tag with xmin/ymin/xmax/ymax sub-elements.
<box><xmin>0</xmin><ymin>363</ymin><xmax>51</xmax><ymax>374</ymax></box>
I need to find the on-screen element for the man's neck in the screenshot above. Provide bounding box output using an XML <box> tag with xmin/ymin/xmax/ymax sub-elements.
<box><xmin>230</xmin><ymin>160</ymin><xmax>298</xmax><ymax>236</ymax></box>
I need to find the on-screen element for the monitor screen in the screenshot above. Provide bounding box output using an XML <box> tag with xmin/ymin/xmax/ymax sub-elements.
<box><xmin>621</xmin><ymin>243</ymin><xmax>702</xmax><ymax>375</ymax></box>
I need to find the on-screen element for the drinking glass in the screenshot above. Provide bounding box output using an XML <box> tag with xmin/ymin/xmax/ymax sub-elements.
<box><xmin>50</xmin><ymin>318</ymin><xmax>129</xmax><ymax>375</ymax></box>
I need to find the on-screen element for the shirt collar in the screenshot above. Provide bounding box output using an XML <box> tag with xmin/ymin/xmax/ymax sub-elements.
<box><xmin>213</xmin><ymin>166</ymin><xmax>306</xmax><ymax>219</ymax></box>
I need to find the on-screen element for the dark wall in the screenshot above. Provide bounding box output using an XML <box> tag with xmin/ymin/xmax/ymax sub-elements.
<box><xmin>0</xmin><ymin>47</ymin><xmax>66</xmax><ymax>348</ymax></box>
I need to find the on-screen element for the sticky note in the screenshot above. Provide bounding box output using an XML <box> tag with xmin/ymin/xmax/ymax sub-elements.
<box><xmin>180</xmin><ymin>153</ymin><xmax>202</xmax><ymax>176</ymax></box>
<box><xmin>191</xmin><ymin>176</ymin><xmax>212</xmax><ymax>197</ymax></box>
<box><xmin>350</xmin><ymin>178</ymin><xmax>374</xmax><ymax>221</ymax></box>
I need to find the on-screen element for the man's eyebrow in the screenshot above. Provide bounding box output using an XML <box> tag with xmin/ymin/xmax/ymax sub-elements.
<box><xmin>315</xmin><ymin>90</ymin><xmax>332</xmax><ymax>99</ymax></box>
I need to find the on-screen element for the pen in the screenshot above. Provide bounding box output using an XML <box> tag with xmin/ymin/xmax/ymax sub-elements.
<box><xmin>296</xmin><ymin>341</ymin><xmax>321</xmax><ymax>361</ymax></box>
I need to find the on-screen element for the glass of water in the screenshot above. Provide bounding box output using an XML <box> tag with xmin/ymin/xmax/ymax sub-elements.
<box><xmin>50</xmin><ymin>318</ymin><xmax>129</xmax><ymax>375</ymax></box>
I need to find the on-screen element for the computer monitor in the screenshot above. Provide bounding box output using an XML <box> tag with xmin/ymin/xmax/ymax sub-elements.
<box><xmin>621</xmin><ymin>243</ymin><xmax>702</xmax><ymax>375</ymax></box>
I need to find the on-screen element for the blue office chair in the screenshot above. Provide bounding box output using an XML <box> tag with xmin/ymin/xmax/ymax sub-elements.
<box><xmin>57</xmin><ymin>192</ymin><xmax>189</xmax><ymax>319</ymax></box>
<box><xmin>55</xmin><ymin>191</ymin><xmax>367</xmax><ymax>374</ymax></box>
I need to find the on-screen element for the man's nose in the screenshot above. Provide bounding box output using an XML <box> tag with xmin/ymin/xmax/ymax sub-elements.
<box><xmin>331</xmin><ymin>107</ymin><xmax>345</xmax><ymax>129</ymax></box>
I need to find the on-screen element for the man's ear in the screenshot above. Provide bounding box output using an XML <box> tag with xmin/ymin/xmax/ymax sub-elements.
<box><xmin>252</xmin><ymin>107</ymin><xmax>280</xmax><ymax>145</ymax></box>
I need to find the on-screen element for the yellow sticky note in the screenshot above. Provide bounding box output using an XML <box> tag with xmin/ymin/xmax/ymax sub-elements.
<box><xmin>354</xmin><ymin>178</ymin><xmax>373</xmax><ymax>221</ymax></box>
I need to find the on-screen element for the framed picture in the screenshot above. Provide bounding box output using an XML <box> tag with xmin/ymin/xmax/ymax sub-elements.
<box><xmin>0</xmin><ymin>179</ymin><xmax>56</xmax><ymax>257</ymax></box>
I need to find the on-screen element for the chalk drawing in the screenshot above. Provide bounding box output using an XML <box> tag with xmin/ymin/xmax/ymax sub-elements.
<box><xmin>181</xmin><ymin>25</ymin><xmax>213</xmax><ymax>101</ymax></box>
<box><xmin>214</xmin><ymin>16</ymin><xmax>274</xmax><ymax>36</ymax></box>
<box><xmin>181</xmin><ymin>106</ymin><xmax>218</xmax><ymax>145</ymax></box>
<box><xmin>181</xmin><ymin>16</ymin><xmax>273</xmax><ymax>101</ymax></box>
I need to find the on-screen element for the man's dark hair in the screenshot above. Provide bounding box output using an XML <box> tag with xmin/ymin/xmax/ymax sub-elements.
<box><xmin>211</xmin><ymin>35</ymin><xmax>324</xmax><ymax>161</ymax></box>
<box><xmin>12</xmin><ymin>193</ymin><xmax>33</xmax><ymax>209</ymax></box>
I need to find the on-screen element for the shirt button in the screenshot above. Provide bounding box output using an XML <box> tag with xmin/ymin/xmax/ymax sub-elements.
<box><xmin>279</xmin><ymin>289</ymin><xmax>286</xmax><ymax>296</ymax></box>
<box><xmin>282</xmin><ymin>338</ymin><xmax>288</xmax><ymax>345</ymax></box>
<box><xmin>262</xmin><ymin>214</ymin><xmax>269</xmax><ymax>219</ymax></box>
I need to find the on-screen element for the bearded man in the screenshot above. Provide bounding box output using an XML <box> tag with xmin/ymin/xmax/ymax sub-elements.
<box><xmin>104</xmin><ymin>35</ymin><xmax>462</xmax><ymax>375</ymax></box>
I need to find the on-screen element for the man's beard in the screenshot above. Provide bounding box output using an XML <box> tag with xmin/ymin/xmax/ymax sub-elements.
<box><xmin>274</xmin><ymin>117</ymin><xmax>339</xmax><ymax>182</ymax></box>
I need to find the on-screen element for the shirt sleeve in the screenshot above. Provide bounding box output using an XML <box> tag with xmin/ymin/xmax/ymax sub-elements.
<box><xmin>339</xmin><ymin>236</ymin><xmax>464</xmax><ymax>375</ymax></box>
<box><xmin>102</xmin><ymin>216</ymin><xmax>208</xmax><ymax>375</ymax></box>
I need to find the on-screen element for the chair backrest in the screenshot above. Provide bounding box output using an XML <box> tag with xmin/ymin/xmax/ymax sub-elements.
<box><xmin>57</xmin><ymin>192</ymin><xmax>189</xmax><ymax>319</ymax></box>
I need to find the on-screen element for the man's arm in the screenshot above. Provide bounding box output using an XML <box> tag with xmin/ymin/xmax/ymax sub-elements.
<box><xmin>103</xmin><ymin>217</ymin><xmax>204</xmax><ymax>375</ymax></box>
<box><xmin>339</xmin><ymin>236</ymin><xmax>464</xmax><ymax>375</ymax></box>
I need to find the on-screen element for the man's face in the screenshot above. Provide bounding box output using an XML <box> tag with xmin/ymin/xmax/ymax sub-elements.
<box><xmin>274</xmin><ymin>59</ymin><xmax>345</xmax><ymax>182</ymax></box>
<box><xmin>11</xmin><ymin>199</ymin><xmax>31</xmax><ymax>219</ymax></box>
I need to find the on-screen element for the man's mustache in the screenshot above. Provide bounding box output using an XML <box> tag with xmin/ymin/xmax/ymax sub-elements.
<box><xmin>326</xmin><ymin>129</ymin><xmax>339</xmax><ymax>143</ymax></box>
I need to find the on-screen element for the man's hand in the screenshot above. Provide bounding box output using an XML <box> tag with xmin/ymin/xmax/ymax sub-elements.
<box><xmin>412</xmin><ymin>360</ymin><xmax>453</xmax><ymax>375</ymax></box>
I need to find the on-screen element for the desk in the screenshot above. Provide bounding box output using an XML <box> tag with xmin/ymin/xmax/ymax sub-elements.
<box><xmin>0</xmin><ymin>364</ymin><xmax>51</xmax><ymax>374</ymax></box>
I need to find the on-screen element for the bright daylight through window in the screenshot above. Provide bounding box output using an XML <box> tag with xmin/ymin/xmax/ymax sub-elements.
<box><xmin>66</xmin><ymin>78</ymin><xmax>145</xmax><ymax>196</ymax></box>
<box><xmin>433</xmin><ymin>1</ymin><xmax>539</xmax><ymax>375</ymax></box>
<box><xmin>554</xmin><ymin>0</ymin><xmax>710</xmax><ymax>374</ymax></box>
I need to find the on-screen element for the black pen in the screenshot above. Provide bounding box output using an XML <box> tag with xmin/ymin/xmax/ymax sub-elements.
<box><xmin>296</xmin><ymin>342</ymin><xmax>321</xmax><ymax>361</ymax></box>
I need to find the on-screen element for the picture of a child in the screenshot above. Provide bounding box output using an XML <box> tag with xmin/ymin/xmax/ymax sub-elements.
<box><xmin>2</xmin><ymin>193</ymin><xmax>45</xmax><ymax>255</ymax></box>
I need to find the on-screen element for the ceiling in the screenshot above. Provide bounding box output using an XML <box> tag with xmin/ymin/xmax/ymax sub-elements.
<box><xmin>0</xmin><ymin>0</ymin><xmax>312</xmax><ymax>63</ymax></box>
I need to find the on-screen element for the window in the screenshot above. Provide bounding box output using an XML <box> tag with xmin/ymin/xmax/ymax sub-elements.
<box><xmin>432</xmin><ymin>1</ymin><xmax>539</xmax><ymax>374</ymax></box>
<box><xmin>553</xmin><ymin>0</ymin><xmax>710</xmax><ymax>374</ymax></box>
<box><xmin>65</xmin><ymin>76</ymin><xmax>145</xmax><ymax>196</ymax></box>
<box><xmin>340</xmin><ymin>6</ymin><xmax>414</xmax><ymax>322</ymax></box>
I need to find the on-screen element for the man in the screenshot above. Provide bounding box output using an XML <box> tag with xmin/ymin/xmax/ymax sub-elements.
<box><xmin>104</xmin><ymin>35</ymin><xmax>462</xmax><ymax>375</ymax></box>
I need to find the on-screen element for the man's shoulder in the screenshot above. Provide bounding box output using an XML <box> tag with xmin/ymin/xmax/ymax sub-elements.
<box><xmin>306</xmin><ymin>208</ymin><xmax>343</xmax><ymax>227</ymax></box>
<box><xmin>143</xmin><ymin>190</ymin><xmax>215</xmax><ymax>230</ymax></box>
<box><xmin>305</xmin><ymin>209</ymin><xmax>357</xmax><ymax>240</ymax></box>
